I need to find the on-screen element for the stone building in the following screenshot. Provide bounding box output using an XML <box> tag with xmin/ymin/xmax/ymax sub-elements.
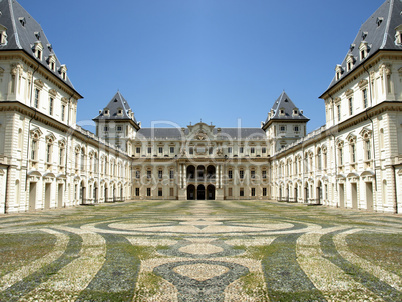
<box><xmin>0</xmin><ymin>0</ymin><xmax>401</xmax><ymax>214</ymax></box>
<box><xmin>0</xmin><ymin>0</ymin><xmax>132</xmax><ymax>214</ymax></box>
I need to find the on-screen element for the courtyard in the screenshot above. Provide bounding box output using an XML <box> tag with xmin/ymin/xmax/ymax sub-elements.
<box><xmin>0</xmin><ymin>199</ymin><xmax>401</xmax><ymax>302</ymax></box>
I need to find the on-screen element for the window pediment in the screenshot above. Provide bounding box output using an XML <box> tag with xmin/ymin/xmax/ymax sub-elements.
<box><xmin>358</xmin><ymin>79</ymin><xmax>368</xmax><ymax>88</ymax></box>
<box><xmin>45</xmin><ymin>133</ymin><xmax>56</xmax><ymax>144</ymax></box>
<box><xmin>30</xmin><ymin>127</ymin><xmax>43</xmax><ymax>139</ymax></box>
<box><xmin>346</xmin><ymin>133</ymin><xmax>357</xmax><ymax>144</ymax></box>
<box><xmin>34</xmin><ymin>79</ymin><xmax>44</xmax><ymax>88</ymax></box>
<box><xmin>360</xmin><ymin>127</ymin><xmax>372</xmax><ymax>139</ymax></box>
<box><xmin>345</xmin><ymin>89</ymin><xmax>354</xmax><ymax>97</ymax></box>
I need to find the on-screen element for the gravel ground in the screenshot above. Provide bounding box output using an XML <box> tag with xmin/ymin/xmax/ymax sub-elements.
<box><xmin>0</xmin><ymin>199</ymin><xmax>401</xmax><ymax>301</ymax></box>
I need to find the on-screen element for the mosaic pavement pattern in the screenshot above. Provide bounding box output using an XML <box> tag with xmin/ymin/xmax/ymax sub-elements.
<box><xmin>0</xmin><ymin>199</ymin><xmax>401</xmax><ymax>301</ymax></box>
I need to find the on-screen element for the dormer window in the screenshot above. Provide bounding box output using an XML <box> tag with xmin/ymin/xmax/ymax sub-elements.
<box><xmin>59</xmin><ymin>65</ymin><xmax>67</xmax><ymax>81</ymax></box>
<box><xmin>33</xmin><ymin>41</ymin><xmax>43</xmax><ymax>60</ymax></box>
<box><xmin>335</xmin><ymin>64</ymin><xmax>343</xmax><ymax>80</ymax></box>
<box><xmin>48</xmin><ymin>54</ymin><xmax>56</xmax><ymax>71</ymax></box>
<box><xmin>117</xmin><ymin>108</ymin><xmax>123</xmax><ymax>116</ymax></box>
<box><xmin>293</xmin><ymin>109</ymin><xmax>298</xmax><ymax>115</ymax></box>
<box><xmin>34</xmin><ymin>31</ymin><xmax>41</xmax><ymax>40</ymax></box>
<box><xmin>376</xmin><ymin>17</ymin><xmax>383</xmax><ymax>27</ymax></box>
<box><xmin>0</xmin><ymin>25</ymin><xmax>7</xmax><ymax>45</ymax></box>
<box><xmin>279</xmin><ymin>108</ymin><xmax>285</xmax><ymax>116</ymax></box>
<box><xmin>361</xmin><ymin>32</ymin><xmax>368</xmax><ymax>40</ymax></box>
<box><xmin>346</xmin><ymin>54</ymin><xmax>354</xmax><ymax>71</ymax></box>
<box><xmin>359</xmin><ymin>41</ymin><xmax>369</xmax><ymax>60</ymax></box>
<box><xmin>19</xmin><ymin>17</ymin><xmax>26</xmax><ymax>27</ymax></box>
<box><xmin>395</xmin><ymin>25</ymin><xmax>402</xmax><ymax>45</ymax></box>
<box><xmin>104</xmin><ymin>109</ymin><xmax>109</xmax><ymax>116</ymax></box>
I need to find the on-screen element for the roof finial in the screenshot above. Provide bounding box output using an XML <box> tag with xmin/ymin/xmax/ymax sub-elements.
<box><xmin>200</xmin><ymin>118</ymin><xmax>202</xmax><ymax>123</ymax></box>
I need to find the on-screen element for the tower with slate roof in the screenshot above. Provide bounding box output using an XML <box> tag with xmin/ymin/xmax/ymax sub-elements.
<box><xmin>262</xmin><ymin>91</ymin><xmax>309</xmax><ymax>154</ymax></box>
<box><xmin>93</xmin><ymin>91</ymin><xmax>141</xmax><ymax>154</ymax></box>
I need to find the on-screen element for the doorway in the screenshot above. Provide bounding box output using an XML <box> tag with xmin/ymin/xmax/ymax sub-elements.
<box><xmin>207</xmin><ymin>185</ymin><xmax>215</xmax><ymax>200</ymax></box>
<box><xmin>366</xmin><ymin>182</ymin><xmax>373</xmax><ymax>211</ymax></box>
<box><xmin>58</xmin><ymin>183</ymin><xmax>63</xmax><ymax>208</ymax></box>
<box><xmin>351</xmin><ymin>183</ymin><xmax>358</xmax><ymax>209</ymax></box>
<box><xmin>197</xmin><ymin>185</ymin><xmax>206</xmax><ymax>200</ymax></box>
<box><xmin>45</xmin><ymin>183</ymin><xmax>51</xmax><ymax>210</ymax></box>
<box><xmin>29</xmin><ymin>182</ymin><xmax>36</xmax><ymax>211</ymax></box>
<box><xmin>339</xmin><ymin>184</ymin><xmax>345</xmax><ymax>208</ymax></box>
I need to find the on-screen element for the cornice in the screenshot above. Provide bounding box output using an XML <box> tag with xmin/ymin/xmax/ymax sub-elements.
<box><xmin>0</xmin><ymin>50</ymin><xmax>83</xmax><ymax>99</ymax></box>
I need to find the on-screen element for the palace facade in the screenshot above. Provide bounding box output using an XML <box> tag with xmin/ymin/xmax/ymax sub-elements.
<box><xmin>0</xmin><ymin>0</ymin><xmax>401</xmax><ymax>214</ymax></box>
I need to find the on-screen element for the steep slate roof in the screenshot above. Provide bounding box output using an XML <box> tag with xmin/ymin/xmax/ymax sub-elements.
<box><xmin>0</xmin><ymin>0</ymin><xmax>80</xmax><ymax>95</ymax></box>
<box><xmin>322</xmin><ymin>0</ymin><xmax>402</xmax><ymax>95</ymax></box>
<box><xmin>263</xmin><ymin>91</ymin><xmax>309</xmax><ymax>127</ymax></box>
<box><xmin>93</xmin><ymin>91</ymin><xmax>140</xmax><ymax>128</ymax></box>
<box><xmin>137</xmin><ymin>127</ymin><xmax>265</xmax><ymax>140</ymax></box>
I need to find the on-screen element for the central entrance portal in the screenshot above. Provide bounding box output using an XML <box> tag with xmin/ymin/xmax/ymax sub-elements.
<box><xmin>197</xmin><ymin>185</ymin><xmax>205</xmax><ymax>200</ymax></box>
<box><xmin>187</xmin><ymin>184</ymin><xmax>215</xmax><ymax>200</ymax></box>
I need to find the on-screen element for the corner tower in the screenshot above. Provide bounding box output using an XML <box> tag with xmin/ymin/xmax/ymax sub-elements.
<box><xmin>262</xmin><ymin>91</ymin><xmax>309</xmax><ymax>155</ymax></box>
<box><xmin>93</xmin><ymin>91</ymin><xmax>140</xmax><ymax>155</ymax></box>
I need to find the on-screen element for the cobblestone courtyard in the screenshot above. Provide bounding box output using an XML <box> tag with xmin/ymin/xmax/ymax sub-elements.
<box><xmin>0</xmin><ymin>200</ymin><xmax>401</xmax><ymax>302</ymax></box>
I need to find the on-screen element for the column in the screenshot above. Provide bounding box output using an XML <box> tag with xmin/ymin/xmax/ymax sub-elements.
<box><xmin>183</xmin><ymin>164</ymin><xmax>186</xmax><ymax>188</ymax></box>
<box><xmin>216</xmin><ymin>165</ymin><xmax>220</xmax><ymax>188</ymax></box>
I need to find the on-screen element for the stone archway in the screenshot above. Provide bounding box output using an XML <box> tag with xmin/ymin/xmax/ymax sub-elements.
<box><xmin>197</xmin><ymin>184</ymin><xmax>206</xmax><ymax>200</ymax></box>
<box><xmin>187</xmin><ymin>185</ymin><xmax>195</xmax><ymax>200</ymax></box>
<box><xmin>207</xmin><ymin>184</ymin><xmax>215</xmax><ymax>200</ymax></box>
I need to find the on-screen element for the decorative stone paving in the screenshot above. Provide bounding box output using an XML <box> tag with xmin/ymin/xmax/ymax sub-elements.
<box><xmin>0</xmin><ymin>199</ymin><xmax>401</xmax><ymax>301</ymax></box>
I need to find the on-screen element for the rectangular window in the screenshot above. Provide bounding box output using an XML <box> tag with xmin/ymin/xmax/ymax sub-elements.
<box><xmin>366</xmin><ymin>140</ymin><xmax>371</xmax><ymax>160</ymax></box>
<box><xmin>228</xmin><ymin>170</ymin><xmax>233</xmax><ymax>179</ymax></box>
<box><xmin>135</xmin><ymin>170</ymin><xmax>140</xmax><ymax>179</ymax></box>
<box><xmin>337</xmin><ymin>105</ymin><xmax>341</xmax><ymax>121</ymax></box>
<box><xmin>158</xmin><ymin>147</ymin><xmax>163</xmax><ymax>153</ymax></box>
<box><xmin>136</xmin><ymin>147</ymin><xmax>141</xmax><ymax>153</ymax></box>
<box><xmin>240</xmin><ymin>147</ymin><xmax>244</xmax><ymax>153</ymax></box>
<box><xmin>170</xmin><ymin>188</ymin><xmax>174</xmax><ymax>196</ymax></box>
<box><xmin>49</xmin><ymin>98</ymin><xmax>53</xmax><ymax>115</ymax></box>
<box><xmin>349</xmin><ymin>98</ymin><xmax>353</xmax><ymax>115</ymax></box>
<box><xmin>339</xmin><ymin>148</ymin><xmax>343</xmax><ymax>165</ymax></box>
<box><xmin>147</xmin><ymin>147</ymin><xmax>151</xmax><ymax>154</ymax></box>
<box><xmin>135</xmin><ymin>188</ymin><xmax>140</xmax><ymax>196</ymax></box>
<box><xmin>147</xmin><ymin>170</ymin><xmax>151</xmax><ymax>179</ymax></box>
<box><xmin>363</xmin><ymin>89</ymin><xmax>368</xmax><ymax>108</ymax></box>
<box><xmin>170</xmin><ymin>170</ymin><xmax>174</xmax><ymax>179</ymax></box>
<box><xmin>228</xmin><ymin>188</ymin><xmax>233</xmax><ymax>196</ymax></box>
<box><xmin>31</xmin><ymin>140</ymin><xmax>36</xmax><ymax>160</ymax></box>
<box><xmin>251</xmin><ymin>147</ymin><xmax>255</xmax><ymax>154</ymax></box>
<box><xmin>209</xmin><ymin>147</ymin><xmax>213</xmax><ymax>155</ymax></box>
<box><xmin>61</xmin><ymin>104</ymin><xmax>65</xmax><ymax>121</ymax></box>
<box><xmin>351</xmin><ymin>144</ymin><xmax>356</xmax><ymax>163</ymax></box>
<box><xmin>280</xmin><ymin>126</ymin><xmax>286</xmax><ymax>132</ymax></box>
<box><xmin>251</xmin><ymin>188</ymin><xmax>256</xmax><ymax>197</ymax></box>
<box><xmin>170</xmin><ymin>147</ymin><xmax>174</xmax><ymax>153</ymax></box>
<box><xmin>262</xmin><ymin>170</ymin><xmax>267</xmax><ymax>179</ymax></box>
<box><xmin>46</xmin><ymin>144</ymin><xmax>51</xmax><ymax>163</ymax></box>
<box><xmin>263</xmin><ymin>188</ymin><xmax>267</xmax><ymax>196</ymax></box>
<box><xmin>59</xmin><ymin>148</ymin><xmax>64</xmax><ymax>166</ymax></box>
<box><xmin>189</xmin><ymin>147</ymin><xmax>193</xmax><ymax>155</ymax></box>
<box><xmin>240</xmin><ymin>170</ymin><xmax>244</xmax><ymax>179</ymax></box>
<box><xmin>117</xmin><ymin>126</ymin><xmax>122</xmax><ymax>132</ymax></box>
<box><xmin>34</xmin><ymin>88</ymin><xmax>40</xmax><ymax>108</ymax></box>
<box><xmin>158</xmin><ymin>170</ymin><xmax>162</xmax><ymax>179</ymax></box>
<box><xmin>240</xmin><ymin>188</ymin><xmax>245</xmax><ymax>197</ymax></box>
<box><xmin>158</xmin><ymin>188</ymin><xmax>162</xmax><ymax>197</ymax></box>
<box><xmin>228</xmin><ymin>147</ymin><xmax>232</xmax><ymax>153</ymax></box>
<box><xmin>251</xmin><ymin>170</ymin><xmax>255</xmax><ymax>179</ymax></box>
<box><xmin>262</xmin><ymin>147</ymin><xmax>267</xmax><ymax>153</ymax></box>
<box><xmin>294</xmin><ymin>126</ymin><xmax>299</xmax><ymax>132</ymax></box>
<box><xmin>146</xmin><ymin>188</ymin><xmax>151</xmax><ymax>197</ymax></box>
<box><xmin>104</xmin><ymin>126</ymin><xmax>108</xmax><ymax>132</ymax></box>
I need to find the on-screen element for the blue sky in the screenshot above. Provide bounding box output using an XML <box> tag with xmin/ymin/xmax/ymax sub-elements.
<box><xmin>18</xmin><ymin>0</ymin><xmax>383</xmax><ymax>132</ymax></box>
